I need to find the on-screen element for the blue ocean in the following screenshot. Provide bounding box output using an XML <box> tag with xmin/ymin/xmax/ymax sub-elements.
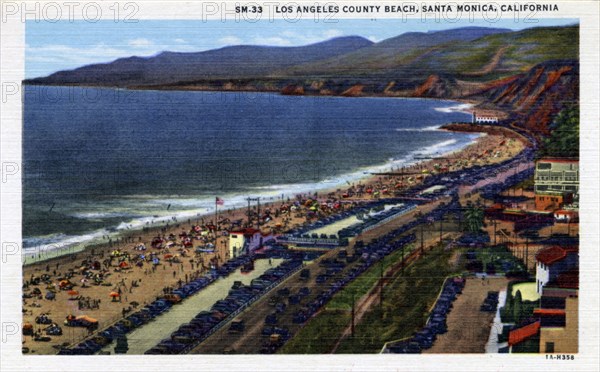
<box><xmin>23</xmin><ymin>86</ymin><xmax>475</xmax><ymax>254</ymax></box>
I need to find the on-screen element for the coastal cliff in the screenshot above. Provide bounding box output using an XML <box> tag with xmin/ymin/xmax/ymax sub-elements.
<box><xmin>24</xmin><ymin>25</ymin><xmax>578</xmax><ymax>135</ymax></box>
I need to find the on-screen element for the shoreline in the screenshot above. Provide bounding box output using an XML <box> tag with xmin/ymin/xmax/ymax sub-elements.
<box><xmin>22</xmin><ymin>122</ymin><xmax>524</xmax><ymax>268</ymax></box>
<box><xmin>22</xmin><ymin>131</ymin><xmax>476</xmax><ymax>265</ymax></box>
<box><xmin>21</xmin><ymin>122</ymin><xmax>528</xmax><ymax>355</ymax></box>
<box><xmin>22</xmin><ymin>124</ymin><xmax>516</xmax><ymax>267</ymax></box>
<box><xmin>21</xmin><ymin>95</ymin><xmax>481</xmax><ymax>265</ymax></box>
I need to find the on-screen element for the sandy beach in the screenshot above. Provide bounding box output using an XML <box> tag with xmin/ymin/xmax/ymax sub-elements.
<box><xmin>21</xmin><ymin>124</ymin><xmax>526</xmax><ymax>355</ymax></box>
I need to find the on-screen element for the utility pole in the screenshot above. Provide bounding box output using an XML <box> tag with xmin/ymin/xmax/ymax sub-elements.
<box><xmin>420</xmin><ymin>224</ymin><xmax>424</xmax><ymax>255</ymax></box>
<box><xmin>379</xmin><ymin>258</ymin><xmax>384</xmax><ymax>319</ymax></box>
<box><xmin>439</xmin><ymin>216</ymin><xmax>443</xmax><ymax>243</ymax></box>
<box><xmin>246</xmin><ymin>198</ymin><xmax>251</xmax><ymax>227</ymax></box>
<box><xmin>246</xmin><ymin>197</ymin><xmax>261</xmax><ymax>229</ymax></box>
<box><xmin>351</xmin><ymin>292</ymin><xmax>355</xmax><ymax>337</ymax></box>
<box><xmin>493</xmin><ymin>219</ymin><xmax>498</xmax><ymax>246</ymax></box>
<box><xmin>257</xmin><ymin>197</ymin><xmax>261</xmax><ymax>229</ymax></box>
<box><xmin>525</xmin><ymin>235</ymin><xmax>529</xmax><ymax>272</ymax></box>
<box><xmin>401</xmin><ymin>244</ymin><xmax>405</xmax><ymax>275</ymax></box>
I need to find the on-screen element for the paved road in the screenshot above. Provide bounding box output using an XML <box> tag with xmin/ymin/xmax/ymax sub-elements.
<box><xmin>189</xmin><ymin>252</ymin><xmax>338</xmax><ymax>354</ymax></box>
<box><xmin>190</xmin><ymin>203</ymin><xmax>435</xmax><ymax>354</ymax></box>
<box><xmin>100</xmin><ymin>258</ymin><xmax>282</xmax><ymax>354</ymax></box>
<box><xmin>424</xmin><ymin>277</ymin><xmax>508</xmax><ymax>353</ymax></box>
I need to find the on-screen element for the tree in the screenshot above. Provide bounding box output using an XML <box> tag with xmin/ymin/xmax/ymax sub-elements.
<box><xmin>463</xmin><ymin>204</ymin><xmax>484</xmax><ymax>233</ymax></box>
<box><xmin>540</xmin><ymin>105</ymin><xmax>579</xmax><ymax>158</ymax></box>
<box><xmin>513</xmin><ymin>290</ymin><xmax>523</xmax><ymax>324</ymax></box>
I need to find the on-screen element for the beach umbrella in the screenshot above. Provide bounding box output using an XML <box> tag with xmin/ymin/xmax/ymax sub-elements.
<box><xmin>119</xmin><ymin>261</ymin><xmax>129</xmax><ymax>269</ymax></box>
<box><xmin>164</xmin><ymin>254</ymin><xmax>173</xmax><ymax>259</ymax></box>
<box><xmin>67</xmin><ymin>290</ymin><xmax>79</xmax><ymax>296</ymax></box>
<box><xmin>109</xmin><ymin>291</ymin><xmax>120</xmax><ymax>297</ymax></box>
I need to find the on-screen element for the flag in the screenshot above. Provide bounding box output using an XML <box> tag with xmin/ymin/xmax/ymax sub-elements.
<box><xmin>216</xmin><ymin>197</ymin><xmax>224</xmax><ymax>206</ymax></box>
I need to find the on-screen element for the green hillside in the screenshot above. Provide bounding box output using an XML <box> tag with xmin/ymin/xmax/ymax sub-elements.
<box><xmin>277</xmin><ymin>25</ymin><xmax>579</xmax><ymax>81</ymax></box>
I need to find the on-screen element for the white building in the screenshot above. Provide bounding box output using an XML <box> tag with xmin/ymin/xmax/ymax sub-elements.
<box><xmin>472</xmin><ymin>112</ymin><xmax>499</xmax><ymax>124</ymax></box>
<box><xmin>228</xmin><ymin>228</ymin><xmax>274</xmax><ymax>258</ymax></box>
<box><xmin>535</xmin><ymin>246</ymin><xmax>578</xmax><ymax>294</ymax></box>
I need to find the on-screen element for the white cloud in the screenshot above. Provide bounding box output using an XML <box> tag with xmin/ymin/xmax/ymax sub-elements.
<box><xmin>249</xmin><ymin>29</ymin><xmax>348</xmax><ymax>47</ymax></box>
<box><xmin>250</xmin><ymin>36</ymin><xmax>293</xmax><ymax>46</ymax></box>
<box><xmin>280</xmin><ymin>30</ymin><xmax>299</xmax><ymax>38</ymax></box>
<box><xmin>367</xmin><ymin>35</ymin><xmax>381</xmax><ymax>42</ymax></box>
<box><xmin>174</xmin><ymin>38</ymin><xmax>186</xmax><ymax>44</ymax></box>
<box><xmin>218</xmin><ymin>36</ymin><xmax>243</xmax><ymax>45</ymax></box>
<box><xmin>322</xmin><ymin>29</ymin><xmax>344</xmax><ymax>39</ymax></box>
<box><xmin>27</xmin><ymin>44</ymin><xmax>135</xmax><ymax>66</ymax></box>
<box><xmin>128</xmin><ymin>38</ymin><xmax>153</xmax><ymax>47</ymax></box>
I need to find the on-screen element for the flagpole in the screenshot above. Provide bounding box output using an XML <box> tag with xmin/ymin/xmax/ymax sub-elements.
<box><xmin>215</xmin><ymin>197</ymin><xmax>218</xmax><ymax>230</ymax></box>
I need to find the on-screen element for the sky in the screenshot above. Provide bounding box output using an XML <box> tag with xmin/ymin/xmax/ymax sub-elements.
<box><xmin>26</xmin><ymin>18</ymin><xmax>578</xmax><ymax>78</ymax></box>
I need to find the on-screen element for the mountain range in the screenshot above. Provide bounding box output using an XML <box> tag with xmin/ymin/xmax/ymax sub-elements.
<box><xmin>24</xmin><ymin>25</ymin><xmax>579</xmax><ymax>135</ymax></box>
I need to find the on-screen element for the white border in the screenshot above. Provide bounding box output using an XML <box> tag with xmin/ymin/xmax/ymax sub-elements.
<box><xmin>1</xmin><ymin>1</ymin><xmax>598</xmax><ymax>371</ymax></box>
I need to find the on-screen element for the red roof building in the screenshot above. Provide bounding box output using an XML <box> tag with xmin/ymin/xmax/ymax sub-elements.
<box><xmin>536</xmin><ymin>246</ymin><xmax>568</xmax><ymax>266</ymax></box>
<box><xmin>508</xmin><ymin>321</ymin><xmax>541</xmax><ymax>346</ymax></box>
<box><xmin>536</xmin><ymin>246</ymin><xmax>578</xmax><ymax>266</ymax></box>
<box><xmin>534</xmin><ymin>309</ymin><xmax>566</xmax><ymax>316</ymax></box>
<box><xmin>535</xmin><ymin>246</ymin><xmax>579</xmax><ymax>295</ymax></box>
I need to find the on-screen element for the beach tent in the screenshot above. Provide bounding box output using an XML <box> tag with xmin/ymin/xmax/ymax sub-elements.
<box><xmin>45</xmin><ymin>291</ymin><xmax>55</xmax><ymax>300</ymax></box>
<box><xmin>23</xmin><ymin>322</ymin><xmax>34</xmax><ymax>336</ymax></box>
<box><xmin>65</xmin><ymin>315</ymin><xmax>98</xmax><ymax>329</ymax></box>
<box><xmin>119</xmin><ymin>261</ymin><xmax>130</xmax><ymax>269</ymax></box>
<box><xmin>59</xmin><ymin>280</ymin><xmax>73</xmax><ymax>290</ymax></box>
<box><xmin>77</xmin><ymin>315</ymin><xmax>97</xmax><ymax>323</ymax></box>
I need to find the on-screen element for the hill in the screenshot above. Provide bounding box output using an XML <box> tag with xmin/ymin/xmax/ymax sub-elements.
<box><xmin>24</xmin><ymin>25</ymin><xmax>579</xmax><ymax>135</ymax></box>
<box><xmin>25</xmin><ymin>36</ymin><xmax>374</xmax><ymax>87</ymax></box>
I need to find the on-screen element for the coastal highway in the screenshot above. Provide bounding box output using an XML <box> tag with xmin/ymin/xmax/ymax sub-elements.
<box><xmin>190</xmin><ymin>198</ymin><xmax>450</xmax><ymax>354</ymax></box>
<box><xmin>99</xmin><ymin>258</ymin><xmax>282</xmax><ymax>354</ymax></box>
<box><xmin>187</xmin><ymin>151</ymin><xmax>535</xmax><ymax>354</ymax></box>
<box><xmin>189</xmin><ymin>250</ymin><xmax>339</xmax><ymax>354</ymax></box>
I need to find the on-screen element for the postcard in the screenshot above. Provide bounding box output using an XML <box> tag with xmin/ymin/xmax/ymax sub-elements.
<box><xmin>1</xmin><ymin>0</ymin><xmax>598</xmax><ymax>371</ymax></box>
